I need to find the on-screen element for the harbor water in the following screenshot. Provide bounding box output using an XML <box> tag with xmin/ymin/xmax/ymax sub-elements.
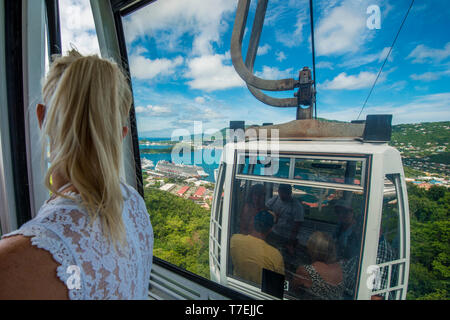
<box><xmin>140</xmin><ymin>142</ymin><xmax>222</xmax><ymax>183</ymax></box>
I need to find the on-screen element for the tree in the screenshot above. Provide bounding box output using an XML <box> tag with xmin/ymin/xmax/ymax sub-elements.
<box><xmin>144</xmin><ymin>187</ymin><xmax>211</xmax><ymax>279</ymax></box>
<box><xmin>406</xmin><ymin>183</ymin><xmax>450</xmax><ymax>300</ymax></box>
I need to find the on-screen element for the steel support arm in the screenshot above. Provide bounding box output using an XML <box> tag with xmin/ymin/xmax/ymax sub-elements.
<box><xmin>244</xmin><ymin>0</ymin><xmax>299</xmax><ymax>107</ymax></box>
<box><xmin>230</xmin><ymin>0</ymin><xmax>299</xmax><ymax>91</ymax></box>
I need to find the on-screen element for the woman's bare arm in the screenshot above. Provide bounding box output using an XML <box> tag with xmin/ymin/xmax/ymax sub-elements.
<box><xmin>293</xmin><ymin>266</ymin><xmax>312</xmax><ymax>288</ymax></box>
<box><xmin>0</xmin><ymin>235</ymin><xmax>69</xmax><ymax>300</ymax></box>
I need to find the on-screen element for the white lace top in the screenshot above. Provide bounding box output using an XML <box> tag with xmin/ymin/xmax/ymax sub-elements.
<box><xmin>2</xmin><ymin>183</ymin><xmax>153</xmax><ymax>300</ymax></box>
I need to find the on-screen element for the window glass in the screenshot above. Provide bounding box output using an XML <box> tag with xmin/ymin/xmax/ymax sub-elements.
<box><xmin>120</xmin><ymin>0</ymin><xmax>316</xmax><ymax>283</ymax></box>
<box><xmin>238</xmin><ymin>154</ymin><xmax>364</xmax><ymax>185</ymax></box>
<box><xmin>380</xmin><ymin>176</ymin><xmax>401</xmax><ymax>260</ymax></box>
<box><xmin>228</xmin><ymin>175</ymin><xmax>366</xmax><ymax>300</ymax></box>
<box><xmin>237</xmin><ymin>155</ymin><xmax>289</xmax><ymax>178</ymax></box>
<box><xmin>210</xmin><ymin>164</ymin><xmax>226</xmax><ymax>280</ymax></box>
<box><xmin>372</xmin><ymin>174</ymin><xmax>404</xmax><ymax>300</ymax></box>
<box><xmin>294</xmin><ymin>158</ymin><xmax>363</xmax><ymax>185</ymax></box>
<box><xmin>119</xmin><ymin>0</ymin><xmax>372</xmax><ymax>297</ymax></box>
<box><xmin>59</xmin><ymin>0</ymin><xmax>100</xmax><ymax>55</ymax></box>
<box><xmin>121</xmin><ymin>0</ymin><xmax>291</xmax><ymax>281</ymax></box>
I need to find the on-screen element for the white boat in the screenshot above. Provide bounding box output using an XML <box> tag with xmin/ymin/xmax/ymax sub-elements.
<box><xmin>141</xmin><ymin>158</ymin><xmax>154</xmax><ymax>169</ymax></box>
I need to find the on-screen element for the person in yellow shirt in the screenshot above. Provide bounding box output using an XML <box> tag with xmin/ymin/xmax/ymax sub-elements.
<box><xmin>230</xmin><ymin>210</ymin><xmax>285</xmax><ymax>285</ymax></box>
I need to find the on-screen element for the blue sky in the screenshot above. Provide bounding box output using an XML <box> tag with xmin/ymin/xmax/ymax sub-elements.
<box><xmin>61</xmin><ymin>0</ymin><xmax>450</xmax><ymax>137</ymax></box>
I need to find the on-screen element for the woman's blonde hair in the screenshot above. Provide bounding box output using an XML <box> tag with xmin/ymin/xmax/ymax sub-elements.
<box><xmin>41</xmin><ymin>50</ymin><xmax>132</xmax><ymax>245</ymax></box>
<box><xmin>306</xmin><ymin>231</ymin><xmax>337</xmax><ymax>264</ymax></box>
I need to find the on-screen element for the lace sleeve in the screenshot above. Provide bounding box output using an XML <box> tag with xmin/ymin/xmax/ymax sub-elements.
<box><xmin>2</xmin><ymin>224</ymin><xmax>84</xmax><ymax>300</ymax></box>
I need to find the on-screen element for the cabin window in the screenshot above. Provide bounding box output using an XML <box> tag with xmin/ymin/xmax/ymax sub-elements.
<box><xmin>228</xmin><ymin>161</ymin><xmax>367</xmax><ymax>300</ymax></box>
<box><xmin>58</xmin><ymin>0</ymin><xmax>100</xmax><ymax>55</ymax></box>
<box><xmin>120</xmin><ymin>0</ymin><xmax>227</xmax><ymax>281</ymax></box>
<box><xmin>371</xmin><ymin>174</ymin><xmax>406</xmax><ymax>300</ymax></box>
<box><xmin>210</xmin><ymin>163</ymin><xmax>226</xmax><ymax>279</ymax></box>
<box><xmin>237</xmin><ymin>155</ymin><xmax>290</xmax><ymax>178</ymax></box>
<box><xmin>293</xmin><ymin>158</ymin><xmax>364</xmax><ymax>186</ymax></box>
<box><xmin>237</xmin><ymin>154</ymin><xmax>365</xmax><ymax>186</ymax></box>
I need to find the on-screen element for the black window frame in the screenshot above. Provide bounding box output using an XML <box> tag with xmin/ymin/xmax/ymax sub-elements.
<box><xmin>45</xmin><ymin>0</ymin><xmax>62</xmax><ymax>59</ymax></box>
<box><xmin>3</xmin><ymin>0</ymin><xmax>63</xmax><ymax>229</ymax></box>
<box><xmin>4</xmin><ymin>0</ymin><xmax>32</xmax><ymax>228</ymax></box>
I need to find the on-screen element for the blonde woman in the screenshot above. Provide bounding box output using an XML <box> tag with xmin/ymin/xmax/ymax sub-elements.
<box><xmin>293</xmin><ymin>231</ymin><xmax>344</xmax><ymax>300</ymax></box>
<box><xmin>0</xmin><ymin>50</ymin><xmax>153</xmax><ymax>299</ymax></box>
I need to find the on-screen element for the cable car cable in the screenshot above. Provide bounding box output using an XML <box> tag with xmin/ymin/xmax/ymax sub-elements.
<box><xmin>356</xmin><ymin>0</ymin><xmax>415</xmax><ymax>121</ymax></box>
<box><xmin>309</xmin><ymin>0</ymin><xmax>317</xmax><ymax>119</ymax></box>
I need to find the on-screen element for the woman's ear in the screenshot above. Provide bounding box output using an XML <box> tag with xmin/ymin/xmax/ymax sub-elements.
<box><xmin>122</xmin><ymin>126</ymin><xmax>129</xmax><ymax>139</ymax></box>
<box><xmin>36</xmin><ymin>104</ymin><xmax>45</xmax><ymax>129</ymax></box>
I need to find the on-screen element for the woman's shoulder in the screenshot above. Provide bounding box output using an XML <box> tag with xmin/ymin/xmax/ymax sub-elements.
<box><xmin>121</xmin><ymin>183</ymin><xmax>146</xmax><ymax>206</ymax></box>
<box><xmin>311</xmin><ymin>261</ymin><xmax>342</xmax><ymax>273</ymax></box>
<box><xmin>35</xmin><ymin>196</ymin><xmax>91</xmax><ymax>232</ymax></box>
<box><xmin>120</xmin><ymin>183</ymin><xmax>152</xmax><ymax>231</ymax></box>
<box><xmin>0</xmin><ymin>234</ymin><xmax>69</xmax><ymax>299</ymax></box>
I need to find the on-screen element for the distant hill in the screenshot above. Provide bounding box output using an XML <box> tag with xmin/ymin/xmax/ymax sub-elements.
<box><xmin>138</xmin><ymin>120</ymin><xmax>449</xmax><ymax>177</ymax></box>
<box><xmin>390</xmin><ymin>121</ymin><xmax>449</xmax><ymax>177</ymax></box>
<box><xmin>204</xmin><ymin>120</ymin><xmax>449</xmax><ymax>176</ymax></box>
<box><xmin>391</xmin><ymin>121</ymin><xmax>449</xmax><ymax>153</ymax></box>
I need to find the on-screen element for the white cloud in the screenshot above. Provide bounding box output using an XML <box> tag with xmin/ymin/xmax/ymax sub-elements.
<box><xmin>320</xmin><ymin>71</ymin><xmax>383</xmax><ymax>90</ymax></box>
<box><xmin>195</xmin><ymin>97</ymin><xmax>206</xmax><ymax>104</ymax></box>
<box><xmin>122</xmin><ymin>0</ymin><xmax>236</xmax><ymax>56</ymax></box>
<box><xmin>59</xmin><ymin>0</ymin><xmax>100</xmax><ymax>55</ymax></box>
<box><xmin>407</xmin><ymin>42</ymin><xmax>450</xmax><ymax>64</ymax></box>
<box><xmin>255</xmin><ymin>66</ymin><xmax>294</xmax><ymax>79</ymax></box>
<box><xmin>170</xmin><ymin>105</ymin><xmax>223</xmax><ymax>128</ymax></box>
<box><xmin>339</xmin><ymin>47</ymin><xmax>392</xmax><ymax>69</ymax></box>
<box><xmin>315</xmin><ymin>1</ymin><xmax>370</xmax><ymax>56</ymax></box>
<box><xmin>276</xmin><ymin>51</ymin><xmax>287</xmax><ymax>62</ymax></box>
<box><xmin>387</xmin><ymin>80</ymin><xmax>408</xmax><ymax>92</ymax></box>
<box><xmin>264</xmin><ymin>0</ymin><xmax>308</xmax><ymax>47</ymax></box>
<box><xmin>135</xmin><ymin>105</ymin><xmax>172</xmax><ymax>117</ymax></box>
<box><xmin>129</xmin><ymin>55</ymin><xmax>183</xmax><ymax>80</ymax></box>
<box><xmin>184</xmin><ymin>54</ymin><xmax>245</xmax><ymax>91</ymax></box>
<box><xmin>410</xmin><ymin>73</ymin><xmax>439</xmax><ymax>81</ymax></box>
<box><xmin>202</xmin><ymin>107</ymin><xmax>222</xmax><ymax>120</ymax></box>
<box><xmin>275</xmin><ymin>11</ymin><xmax>308</xmax><ymax>47</ymax></box>
<box><xmin>320</xmin><ymin>92</ymin><xmax>450</xmax><ymax>124</ymax></box>
<box><xmin>134</xmin><ymin>46</ymin><xmax>148</xmax><ymax>55</ymax></box>
<box><xmin>316</xmin><ymin>61</ymin><xmax>335</xmax><ymax>70</ymax></box>
<box><xmin>410</xmin><ymin>69</ymin><xmax>450</xmax><ymax>82</ymax></box>
<box><xmin>257</xmin><ymin>44</ymin><xmax>271</xmax><ymax>56</ymax></box>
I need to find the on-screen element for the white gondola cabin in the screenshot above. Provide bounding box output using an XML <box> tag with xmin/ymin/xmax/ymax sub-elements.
<box><xmin>209</xmin><ymin>120</ymin><xmax>410</xmax><ymax>300</ymax></box>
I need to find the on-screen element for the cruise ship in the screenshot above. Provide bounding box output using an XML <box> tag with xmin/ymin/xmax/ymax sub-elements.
<box><xmin>141</xmin><ymin>158</ymin><xmax>154</xmax><ymax>169</ymax></box>
<box><xmin>155</xmin><ymin>160</ymin><xmax>209</xmax><ymax>179</ymax></box>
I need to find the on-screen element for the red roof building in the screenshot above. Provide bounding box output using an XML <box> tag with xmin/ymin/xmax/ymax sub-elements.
<box><xmin>193</xmin><ymin>187</ymin><xmax>206</xmax><ymax>198</ymax></box>
<box><xmin>177</xmin><ymin>186</ymin><xmax>190</xmax><ymax>196</ymax></box>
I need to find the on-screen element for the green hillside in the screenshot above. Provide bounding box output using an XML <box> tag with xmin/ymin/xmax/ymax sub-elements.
<box><xmin>390</xmin><ymin>121</ymin><xmax>450</xmax><ymax>177</ymax></box>
<box><xmin>391</xmin><ymin>121</ymin><xmax>450</xmax><ymax>149</ymax></box>
<box><xmin>391</xmin><ymin>121</ymin><xmax>449</xmax><ymax>156</ymax></box>
<box><xmin>406</xmin><ymin>184</ymin><xmax>450</xmax><ymax>300</ymax></box>
<box><xmin>144</xmin><ymin>187</ymin><xmax>210</xmax><ymax>279</ymax></box>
